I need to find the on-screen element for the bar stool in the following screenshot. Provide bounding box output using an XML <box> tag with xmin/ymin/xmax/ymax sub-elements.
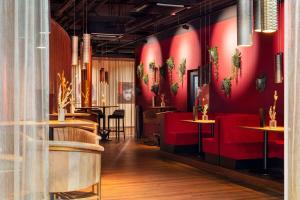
<box><xmin>91</xmin><ymin>109</ymin><xmax>104</xmax><ymax>132</ymax></box>
<box><xmin>108</xmin><ymin>109</ymin><xmax>125</xmax><ymax>140</ymax></box>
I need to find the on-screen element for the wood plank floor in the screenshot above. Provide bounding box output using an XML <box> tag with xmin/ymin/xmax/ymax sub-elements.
<box><xmin>100</xmin><ymin>138</ymin><xmax>283</xmax><ymax>200</ymax></box>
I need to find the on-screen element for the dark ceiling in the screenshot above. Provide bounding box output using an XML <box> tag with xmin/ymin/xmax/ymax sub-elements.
<box><xmin>50</xmin><ymin>0</ymin><xmax>236</xmax><ymax>57</ymax></box>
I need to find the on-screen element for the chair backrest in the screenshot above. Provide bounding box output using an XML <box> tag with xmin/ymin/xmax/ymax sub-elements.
<box><xmin>113</xmin><ymin>109</ymin><xmax>125</xmax><ymax>117</ymax></box>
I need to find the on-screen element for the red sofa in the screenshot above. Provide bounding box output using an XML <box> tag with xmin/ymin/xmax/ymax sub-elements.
<box><xmin>160</xmin><ymin>112</ymin><xmax>217</xmax><ymax>153</ymax></box>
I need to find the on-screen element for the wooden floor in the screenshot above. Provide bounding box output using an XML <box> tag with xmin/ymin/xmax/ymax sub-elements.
<box><xmin>100</xmin><ymin>138</ymin><xmax>283</xmax><ymax>200</ymax></box>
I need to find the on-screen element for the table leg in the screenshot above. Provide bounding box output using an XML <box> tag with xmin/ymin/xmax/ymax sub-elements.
<box><xmin>198</xmin><ymin>123</ymin><xmax>203</xmax><ymax>156</ymax></box>
<box><xmin>102</xmin><ymin>108</ymin><xmax>106</xmax><ymax>130</ymax></box>
<box><xmin>263</xmin><ymin>130</ymin><xmax>269</xmax><ymax>173</ymax></box>
<box><xmin>49</xmin><ymin>127</ymin><xmax>54</xmax><ymax>140</ymax></box>
<box><xmin>211</xmin><ymin>124</ymin><xmax>214</xmax><ymax>137</ymax></box>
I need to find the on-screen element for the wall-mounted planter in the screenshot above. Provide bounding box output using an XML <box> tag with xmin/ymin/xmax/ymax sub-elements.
<box><xmin>179</xmin><ymin>58</ymin><xmax>186</xmax><ymax>84</ymax></box>
<box><xmin>208</xmin><ymin>46</ymin><xmax>219</xmax><ymax>80</ymax></box>
<box><xmin>171</xmin><ymin>82</ymin><xmax>179</xmax><ymax>95</ymax></box>
<box><xmin>137</xmin><ymin>63</ymin><xmax>144</xmax><ymax>80</ymax></box>
<box><xmin>221</xmin><ymin>77</ymin><xmax>232</xmax><ymax>97</ymax></box>
<box><xmin>143</xmin><ymin>74</ymin><xmax>149</xmax><ymax>85</ymax></box>
<box><xmin>151</xmin><ymin>83</ymin><xmax>160</xmax><ymax>95</ymax></box>
<box><xmin>166</xmin><ymin>57</ymin><xmax>175</xmax><ymax>71</ymax></box>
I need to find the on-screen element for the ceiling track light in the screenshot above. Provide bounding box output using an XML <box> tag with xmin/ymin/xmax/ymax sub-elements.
<box><xmin>156</xmin><ymin>3</ymin><xmax>185</xmax><ymax>8</ymax></box>
<box><xmin>182</xmin><ymin>24</ymin><xmax>189</xmax><ymax>30</ymax></box>
<box><xmin>237</xmin><ymin>0</ymin><xmax>253</xmax><ymax>47</ymax></box>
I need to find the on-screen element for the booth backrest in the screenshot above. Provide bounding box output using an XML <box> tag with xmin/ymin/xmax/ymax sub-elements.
<box><xmin>218</xmin><ymin>114</ymin><xmax>262</xmax><ymax>144</ymax></box>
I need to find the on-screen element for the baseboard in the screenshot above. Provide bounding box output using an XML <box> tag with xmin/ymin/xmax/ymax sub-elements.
<box><xmin>160</xmin><ymin>144</ymin><xmax>198</xmax><ymax>154</ymax></box>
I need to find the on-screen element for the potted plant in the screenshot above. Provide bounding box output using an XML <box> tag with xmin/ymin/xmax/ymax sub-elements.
<box><xmin>57</xmin><ymin>71</ymin><xmax>72</xmax><ymax>121</ymax></box>
<box><xmin>171</xmin><ymin>82</ymin><xmax>179</xmax><ymax>95</ymax></box>
<box><xmin>137</xmin><ymin>63</ymin><xmax>144</xmax><ymax>80</ymax></box>
<box><xmin>179</xmin><ymin>58</ymin><xmax>186</xmax><ymax>84</ymax></box>
<box><xmin>221</xmin><ymin>77</ymin><xmax>232</xmax><ymax>97</ymax></box>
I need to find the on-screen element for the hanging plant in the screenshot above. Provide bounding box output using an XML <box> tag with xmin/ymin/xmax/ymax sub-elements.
<box><xmin>179</xmin><ymin>58</ymin><xmax>186</xmax><ymax>84</ymax></box>
<box><xmin>171</xmin><ymin>82</ymin><xmax>179</xmax><ymax>95</ymax></box>
<box><xmin>159</xmin><ymin>65</ymin><xmax>167</xmax><ymax>79</ymax></box>
<box><xmin>208</xmin><ymin>46</ymin><xmax>219</xmax><ymax>80</ymax></box>
<box><xmin>137</xmin><ymin>63</ymin><xmax>144</xmax><ymax>79</ymax></box>
<box><xmin>151</xmin><ymin>83</ymin><xmax>160</xmax><ymax>95</ymax></box>
<box><xmin>143</xmin><ymin>74</ymin><xmax>149</xmax><ymax>85</ymax></box>
<box><xmin>221</xmin><ymin>77</ymin><xmax>232</xmax><ymax>97</ymax></box>
<box><xmin>231</xmin><ymin>48</ymin><xmax>242</xmax><ymax>80</ymax></box>
<box><xmin>166</xmin><ymin>57</ymin><xmax>175</xmax><ymax>71</ymax></box>
<box><xmin>149</xmin><ymin>61</ymin><xmax>156</xmax><ymax>72</ymax></box>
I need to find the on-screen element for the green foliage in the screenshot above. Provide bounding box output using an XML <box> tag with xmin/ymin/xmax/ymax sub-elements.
<box><xmin>208</xmin><ymin>46</ymin><xmax>218</xmax><ymax>66</ymax></box>
<box><xmin>149</xmin><ymin>61</ymin><xmax>156</xmax><ymax>71</ymax></box>
<box><xmin>221</xmin><ymin>77</ymin><xmax>232</xmax><ymax>97</ymax></box>
<box><xmin>159</xmin><ymin>65</ymin><xmax>167</xmax><ymax>79</ymax></box>
<box><xmin>171</xmin><ymin>82</ymin><xmax>179</xmax><ymax>95</ymax></box>
<box><xmin>166</xmin><ymin>57</ymin><xmax>175</xmax><ymax>71</ymax></box>
<box><xmin>137</xmin><ymin>63</ymin><xmax>144</xmax><ymax>79</ymax></box>
<box><xmin>179</xmin><ymin>58</ymin><xmax>186</xmax><ymax>83</ymax></box>
<box><xmin>232</xmin><ymin>48</ymin><xmax>241</xmax><ymax>69</ymax></box>
<box><xmin>151</xmin><ymin>83</ymin><xmax>160</xmax><ymax>95</ymax></box>
<box><xmin>143</xmin><ymin>74</ymin><xmax>149</xmax><ymax>85</ymax></box>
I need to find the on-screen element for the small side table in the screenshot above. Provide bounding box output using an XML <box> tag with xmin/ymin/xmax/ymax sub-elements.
<box><xmin>182</xmin><ymin>119</ymin><xmax>215</xmax><ymax>156</ymax></box>
<box><xmin>240</xmin><ymin>126</ymin><xmax>284</xmax><ymax>174</ymax></box>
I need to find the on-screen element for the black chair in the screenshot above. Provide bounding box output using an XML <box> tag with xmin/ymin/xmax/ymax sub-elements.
<box><xmin>108</xmin><ymin>109</ymin><xmax>125</xmax><ymax>140</ymax></box>
<box><xmin>91</xmin><ymin>109</ymin><xmax>105</xmax><ymax>131</ymax></box>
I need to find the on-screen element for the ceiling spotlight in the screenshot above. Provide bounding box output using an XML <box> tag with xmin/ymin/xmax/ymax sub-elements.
<box><xmin>182</xmin><ymin>24</ymin><xmax>189</xmax><ymax>30</ymax></box>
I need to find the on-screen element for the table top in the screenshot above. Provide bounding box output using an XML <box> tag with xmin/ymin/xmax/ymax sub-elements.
<box><xmin>0</xmin><ymin>119</ymin><xmax>98</xmax><ymax>128</ymax></box>
<box><xmin>150</xmin><ymin>106</ymin><xmax>175</xmax><ymax>109</ymax></box>
<box><xmin>181</xmin><ymin>119</ymin><xmax>215</xmax><ymax>124</ymax></box>
<box><xmin>240</xmin><ymin>126</ymin><xmax>284</xmax><ymax>133</ymax></box>
<box><xmin>77</xmin><ymin>105</ymin><xmax>119</xmax><ymax>109</ymax></box>
<box><xmin>50</xmin><ymin>113</ymin><xmax>91</xmax><ymax>117</ymax></box>
<box><xmin>49</xmin><ymin>119</ymin><xmax>98</xmax><ymax>128</ymax></box>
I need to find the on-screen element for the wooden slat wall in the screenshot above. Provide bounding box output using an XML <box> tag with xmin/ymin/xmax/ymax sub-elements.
<box><xmin>49</xmin><ymin>19</ymin><xmax>71</xmax><ymax>113</ymax></box>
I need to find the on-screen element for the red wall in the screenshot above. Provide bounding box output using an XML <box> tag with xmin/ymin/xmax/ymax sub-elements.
<box><xmin>136</xmin><ymin>5</ymin><xmax>284</xmax><ymax>116</ymax></box>
<box><xmin>49</xmin><ymin>19</ymin><xmax>72</xmax><ymax>113</ymax></box>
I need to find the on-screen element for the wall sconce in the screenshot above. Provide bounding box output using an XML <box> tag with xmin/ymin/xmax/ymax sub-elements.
<box><xmin>237</xmin><ymin>0</ymin><xmax>253</xmax><ymax>47</ymax></box>
<box><xmin>274</xmin><ymin>52</ymin><xmax>283</xmax><ymax>83</ymax></box>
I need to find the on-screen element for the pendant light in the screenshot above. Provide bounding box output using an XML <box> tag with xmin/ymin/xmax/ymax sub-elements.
<box><xmin>237</xmin><ymin>0</ymin><xmax>253</xmax><ymax>47</ymax></box>
<box><xmin>262</xmin><ymin>0</ymin><xmax>278</xmax><ymax>33</ymax></box>
<box><xmin>71</xmin><ymin>0</ymin><xmax>78</xmax><ymax>66</ymax></box>
<box><xmin>274</xmin><ymin>1</ymin><xmax>282</xmax><ymax>83</ymax></box>
<box><xmin>254</xmin><ymin>0</ymin><xmax>263</xmax><ymax>32</ymax></box>
<box><xmin>82</xmin><ymin>0</ymin><xmax>91</xmax><ymax>64</ymax></box>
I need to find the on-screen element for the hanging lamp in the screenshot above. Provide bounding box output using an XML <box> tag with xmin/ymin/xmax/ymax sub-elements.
<box><xmin>254</xmin><ymin>0</ymin><xmax>263</xmax><ymax>32</ymax></box>
<box><xmin>237</xmin><ymin>0</ymin><xmax>253</xmax><ymax>46</ymax></box>
<box><xmin>71</xmin><ymin>0</ymin><xmax>78</xmax><ymax>66</ymax></box>
<box><xmin>82</xmin><ymin>0</ymin><xmax>91</xmax><ymax>64</ymax></box>
<box><xmin>262</xmin><ymin>0</ymin><xmax>278</xmax><ymax>33</ymax></box>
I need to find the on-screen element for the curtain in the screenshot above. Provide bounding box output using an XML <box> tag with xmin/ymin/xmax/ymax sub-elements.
<box><xmin>73</xmin><ymin>57</ymin><xmax>135</xmax><ymax>127</ymax></box>
<box><xmin>0</xmin><ymin>0</ymin><xmax>49</xmax><ymax>200</ymax></box>
<box><xmin>285</xmin><ymin>1</ymin><xmax>300</xmax><ymax>199</ymax></box>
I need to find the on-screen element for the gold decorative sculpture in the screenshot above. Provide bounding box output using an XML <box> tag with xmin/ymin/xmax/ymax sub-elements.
<box><xmin>57</xmin><ymin>71</ymin><xmax>72</xmax><ymax>121</ymax></box>
<box><xmin>202</xmin><ymin>102</ymin><xmax>209</xmax><ymax>120</ymax></box>
<box><xmin>160</xmin><ymin>93</ymin><xmax>166</xmax><ymax>107</ymax></box>
<box><xmin>269</xmin><ymin>90</ymin><xmax>278</xmax><ymax>128</ymax></box>
<box><xmin>81</xmin><ymin>82</ymin><xmax>90</xmax><ymax>107</ymax></box>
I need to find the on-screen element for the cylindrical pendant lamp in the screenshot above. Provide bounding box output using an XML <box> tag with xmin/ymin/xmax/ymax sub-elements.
<box><xmin>262</xmin><ymin>0</ymin><xmax>278</xmax><ymax>33</ymax></box>
<box><xmin>237</xmin><ymin>0</ymin><xmax>253</xmax><ymax>46</ymax></box>
<box><xmin>71</xmin><ymin>36</ymin><xmax>78</xmax><ymax>66</ymax></box>
<box><xmin>274</xmin><ymin>52</ymin><xmax>283</xmax><ymax>83</ymax></box>
<box><xmin>254</xmin><ymin>0</ymin><xmax>263</xmax><ymax>32</ymax></box>
<box><xmin>83</xmin><ymin>33</ymin><xmax>91</xmax><ymax>64</ymax></box>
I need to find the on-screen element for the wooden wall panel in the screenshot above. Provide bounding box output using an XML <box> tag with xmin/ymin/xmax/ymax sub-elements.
<box><xmin>49</xmin><ymin>19</ymin><xmax>71</xmax><ymax>113</ymax></box>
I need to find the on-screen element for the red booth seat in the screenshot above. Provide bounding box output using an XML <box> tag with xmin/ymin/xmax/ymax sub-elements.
<box><xmin>164</xmin><ymin>112</ymin><xmax>217</xmax><ymax>146</ymax></box>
